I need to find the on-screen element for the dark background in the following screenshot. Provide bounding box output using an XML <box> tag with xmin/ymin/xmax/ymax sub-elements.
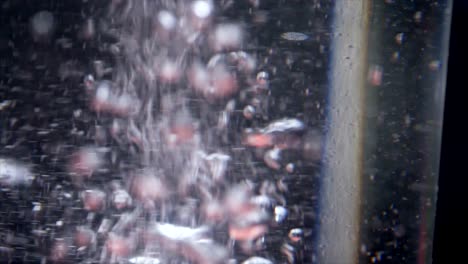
<box><xmin>432</xmin><ymin>0</ymin><xmax>468</xmax><ymax>263</ymax></box>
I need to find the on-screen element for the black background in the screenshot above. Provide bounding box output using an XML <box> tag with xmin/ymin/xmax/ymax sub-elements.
<box><xmin>432</xmin><ymin>0</ymin><xmax>468</xmax><ymax>263</ymax></box>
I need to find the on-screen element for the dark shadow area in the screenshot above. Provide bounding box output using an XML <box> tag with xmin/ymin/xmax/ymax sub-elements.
<box><xmin>433</xmin><ymin>1</ymin><xmax>468</xmax><ymax>263</ymax></box>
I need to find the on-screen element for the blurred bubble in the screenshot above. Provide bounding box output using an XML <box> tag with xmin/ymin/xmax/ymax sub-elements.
<box><xmin>212</xmin><ymin>23</ymin><xmax>243</xmax><ymax>51</ymax></box>
<box><xmin>414</xmin><ymin>11</ymin><xmax>423</xmax><ymax>23</ymax></box>
<box><xmin>281</xmin><ymin>32</ymin><xmax>309</xmax><ymax>41</ymax></box>
<box><xmin>30</xmin><ymin>11</ymin><xmax>55</xmax><ymax>42</ymax></box>
<box><xmin>368</xmin><ymin>65</ymin><xmax>383</xmax><ymax>86</ymax></box>
<box><xmin>243</xmin><ymin>105</ymin><xmax>255</xmax><ymax>119</ymax></box>
<box><xmin>192</xmin><ymin>0</ymin><xmax>213</xmax><ymax>19</ymax></box>
<box><xmin>242</xmin><ymin>256</ymin><xmax>273</xmax><ymax>264</ymax></box>
<box><xmin>274</xmin><ymin>205</ymin><xmax>288</xmax><ymax>223</ymax></box>
<box><xmin>288</xmin><ymin>228</ymin><xmax>304</xmax><ymax>243</ymax></box>
<box><xmin>395</xmin><ymin>33</ymin><xmax>405</xmax><ymax>45</ymax></box>
<box><xmin>157</xmin><ymin>10</ymin><xmax>177</xmax><ymax>31</ymax></box>
<box><xmin>0</xmin><ymin>159</ymin><xmax>34</xmax><ymax>186</ymax></box>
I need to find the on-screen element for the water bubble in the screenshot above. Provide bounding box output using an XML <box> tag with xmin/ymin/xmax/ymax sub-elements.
<box><xmin>264</xmin><ymin>147</ymin><xmax>282</xmax><ymax>170</ymax></box>
<box><xmin>390</xmin><ymin>51</ymin><xmax>400</xmax><ymax>63</ymax></box>
<box><xmin>261</xmin><ymin>118</ymin><xmax>305</xmax><ymax>134</ymax></box>
<box><xmin>368</xmin><ymin>65</ymin><xmax>383</xmax><ymax>86</ymax></box>
<box><xmin>395</xmin><ymin>33</ymin><xmax>405</xmax><ymax>45</ymax></box>
<box><xmin>414</xmin><ymin>11</ymin><xmax>423</xmax><ymax>23</ymax></box>
<box><xmin>112</xmin><ymin>189</ymin><xmax>133</xmax><ymax>210</ymax></box>
<box><xmin>274</xmin><ymin>205</ymin><xmax>288</xmax><ymax>223</ymax></box>
<box><xmin>285</xmin><ymin>163</ymin><xmax>295</xmax><ymax>173</ymax></box>
<box><xmin>95</xmin><ymin>81</ymin><xmax>111</xmax><ymax>101</ymax></box>
<box><xmin>192</xmin><ymin>0</ymin><xmax>213</xmax><ymax>19</ymax></box>
<box><xmin>106</xmin><ymin>233</ymin><xmax>135</xmax><ymax>257</ymax></box>
<box><xmin>130</xmin><ymin>174</ymin><xmax>169</xmax><ymax>202</ymax></box>
<box><xmin>30</xmin><ymin>11</ymin><xmax>55</xmax><ymax>42</ymax></box>
<box><xmin>288</xmin><ymin>228</ymin><xmax>304</xmax><ymax>243</ymax></box>
<box><xmin>281</xmin><ymin>32</ymin><xmax>309</xmax><ymax>41</ymax></box>
<box><xmin>429</xmin><ymin>60</ymin><xmax>441</xmax><ymax>71</ymax></box>
<box><xmin>129</xmin><ymin>256</ymin><xmax>161</xmax><ymax>264</ymax></box>
<box><xmin>242</xmin><ymin>256</ymin><xmax>273</xmax><ymax>264</ymax></box>
<box><xmin>256</xmin><ymin>71</ymin><xmax>269</xmax><ymax>90</ymax></box>
<box><xmin>0</xmin><ymin>159</ymin><xmax>34</xmax><ymax>186</ymax></box>
<box><xmin>203</xmin><ymin>152</ymin><xmax>231</xmax><ymax>182</ymax></box>
<box><xmin>81</xmin><ymin>189</ymin><xmax>106</xmax><ymax>212</ymax></box>
<box><xmin>229</xmin><ymin>223</ymin><xmax>268</xmax><ymax>241</ymax></box>
<box><xmin>50</xmin><ymin>239</ymin><xmax>68</xmax><ymax>262</ymax></box>
<box><xmin>243</xmin><ymin>132</ymin><xmax>274</xmax><ymax>148</ymax></box>
<box><xmin>75</xmin><ymin>226</ymin><xmax>96</xmax><ymax>249</ymax></box>
<box><xmin>84</xmin><ymin>74</ymin><xmax>95</xmax><ymax>90</ymax></box>
<box><xmin>243</xmin><ymin>105</ymin><xmax>255</xmax><ymax>119</ymax></box>
<box><xmin>157</xmin><ymin>10</ymin><xmax>177</xmax><ymax>31</ymax></box>
<box><xmin>281</xmin><ymin>243</ymin><xmax>297</xmax><ymax>263</ymax></box>
<box><xmin>251</xmin><ymin>195</ymin><xmax>275</xmax><ymax>209</ymax></box>
<box><xmin>234</xmin><ymin>51</ymin><xmax>257</xmax><ymax>73</ymax></box>
<box><xmin>80</xmin><ymin>18</ymin><xmax>96</xmax><ymax>40</ymax></box>
<box><xmin>302</xmin><ymin>130</ymin><xmax>323</xmax><ymax>163</ymax></box>
<box><xmin>212</xmin><ymin>23</ymin><xmax>243</xmax><ymax>51</ymax></box>
<box><xmin>68</xmin><ymin>147</ymin><xmax>102</xmax><ymax>179</ymax></box>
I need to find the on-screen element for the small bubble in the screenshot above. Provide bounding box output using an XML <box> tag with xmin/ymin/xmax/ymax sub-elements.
<box><xmin>395</xmin><ymin>33</ymin><xmax>405</xmax><ymax>45</ymax></box>
<box><xmin>243</xmin><ymin>105</ymin><xmax>255</xmax><ymax>119</ymax></box>
<box><xmin>256</xmin><ymin>71</ymin><xmax>269</xmax><ymax>82</ymax></box>
<box><xmin>281</xmin><ymin>32</ymin><xmax>309</xmax><ymax>41</ymax></box>
<box><xmin>158</xmin><ymin>10</ymin><xmax>177</xmax><ymax>30</ymax></box>
<box><xmin>390</xmin><ymin>51</ymin><xmax>400</xmax><ymax>62</ymax></box>
<box><xmin>30</xmin><ymin>11</ymin><xmax>55</xmax><ymax>41</ymax></box>
<box><xmin>360</xmin><ymin>244</ymin><xmax>367</xmax><ymax>254</ymax></box>
<box><xmin>274</xmin><ymin>206</ymin><xmax>288</xmax><ymax>223</ymax></box>
<box><xmin>368</xmin><ymin>65</ymin><xmax>383</xmax><ymax>86</ymax></box>
<box><xmin>428</xmin><ymin>60</ymin><xmax>441</xmax><ymax>71</ymax></box>
<box><xmin>212</xmin><ymin>23</ymin><xmax>243</xmax><ymax>51</ymax></box>
<box><xmin>96</xmin><ymin>82</ymin><xmax>111</xmax><ymax>101</ymax></box>
<box><xmin>414</xmin><ymin>11</ymin><xmax>423</xmax><ymax>23</ymax></box>
<box><xmin>80</xmin><ymin>18</ymin><xmax>96</xmax><ymax>40</ymax></box>
<box><xmin>288</xmin><ymin>228</ymin><xmax>304</xmax><ymax>242</ymax></box>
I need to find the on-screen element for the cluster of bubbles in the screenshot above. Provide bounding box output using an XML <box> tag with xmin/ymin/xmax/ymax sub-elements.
<box><xmin>1</xmin><ymin>0</ymin><xmax>324</xmax><ymax>263</ymax></box>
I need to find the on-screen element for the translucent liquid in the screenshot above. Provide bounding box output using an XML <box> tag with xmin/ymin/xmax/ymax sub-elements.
<box><xmin>0</xmin><ymin>0</ymin><xmax>450</xmax><ymax>263</ymax></box>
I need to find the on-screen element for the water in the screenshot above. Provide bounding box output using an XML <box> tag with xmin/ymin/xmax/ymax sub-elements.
<box><xmin>0</xmin><ymin>0</ymin><xmax>450</xmax><ymax>263</ymax></box>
